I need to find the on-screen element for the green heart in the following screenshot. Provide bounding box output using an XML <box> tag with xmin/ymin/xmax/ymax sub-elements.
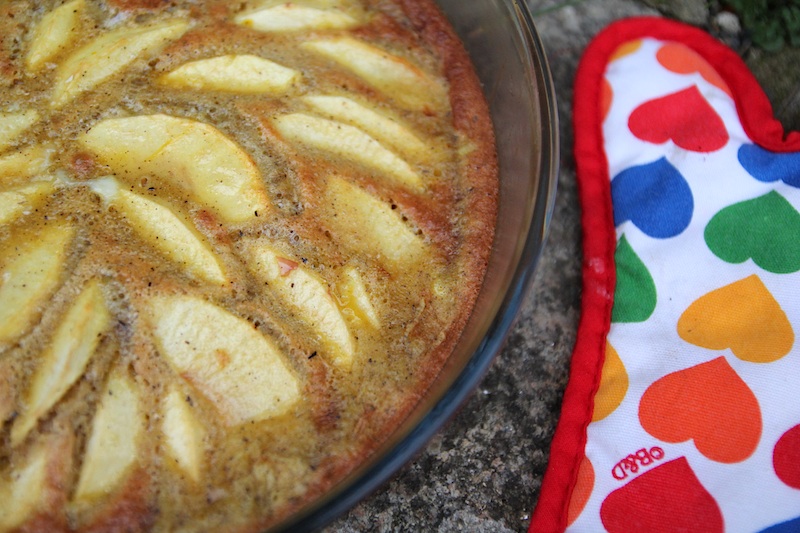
<box><xmin>705</xmin><ymin>190</ymin><xmax>800</xmax><ymax>274</ymax></box>
<box><xmin>612</xmin><ymin>234</ymin><xmax>657</xmax><ymax>323</ymax></box>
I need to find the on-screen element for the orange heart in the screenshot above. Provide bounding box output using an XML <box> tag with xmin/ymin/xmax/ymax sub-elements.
<box><xmin>592</xmin><ymin>342</ymin><xmax>629</xmax><ymax>422</ymax></box>
<box><xmin>601</xmin><ymin>78</ymin><xmax>612</xmax><ymax>121</ymax></box>
<box><xmin>678</xmin><ymin>275</ymin><xmax>794</xmax><ymax>363</ymax></box>
<box><xmin>567</xmin><ymin>455</ymin><xmax>594</xmax><ymax>527</ymax></box>
<box><xmin>656</xmin><ymin>42</ymin><xmax>732</xmax><ymax>97</ymax></box>
<box><xmin>639</xmin><ymin>357</ymin><xmax>761</xmax><ymax>463</ymax></box>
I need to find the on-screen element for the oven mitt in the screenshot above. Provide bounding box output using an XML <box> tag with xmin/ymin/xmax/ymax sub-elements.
<box><xmin>530</xmin><ymin>16</ymin><xmax>800</xmax><ymax>533</ymax></box>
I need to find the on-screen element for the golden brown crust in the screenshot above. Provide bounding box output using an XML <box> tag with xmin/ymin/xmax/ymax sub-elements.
<box><xmin>391</xmin><ymin>0</ymin><xmax>498</xmax><ymax>392</ymax></box>
<box><xmin>253</xmin><ymin>2</ymin><xmax>498</xmax><ymax>527</ymax></box>
<box><xmin>105</xmin><ymin>0</ymin><xmax>173</xmax><ymax>11</ymax></box>
<box><xmin>79</xmin><ymin>472</ymin><xmax>154</xmax><ymax>533</ymax></box>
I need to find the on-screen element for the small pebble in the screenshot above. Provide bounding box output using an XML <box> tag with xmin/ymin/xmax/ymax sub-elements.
<box><xmin>715</xmin><ymin>11</ymin><xmax>742</xmax><ymax>37</ymax></box>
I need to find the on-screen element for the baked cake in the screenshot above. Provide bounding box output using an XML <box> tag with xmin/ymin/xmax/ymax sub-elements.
<box><xmin>0</xmin><ymin>0</ymin><xmax>497</xmax><ymax>530</ymax></box>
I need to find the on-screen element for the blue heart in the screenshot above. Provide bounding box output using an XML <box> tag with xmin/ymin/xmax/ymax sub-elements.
<box><xmin>758</xmin><ymin>515</ymin><xmax>800</xmax><ymax>533</ymax></box>
<box><xmin>739</xmin><ymin>143</ymin><xmax>800</xmax><ymax>188</ymax></box>
<box><xmin>611</xmin><ymin>156</ymin><xmax>694</xmax><ymax>238</ymax></box>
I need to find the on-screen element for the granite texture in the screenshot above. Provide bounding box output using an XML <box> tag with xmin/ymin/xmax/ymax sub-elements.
<box><xmin>324</xmin><ymin>1</ymin><xmax>800</xmax><ymax>531</ymax></box>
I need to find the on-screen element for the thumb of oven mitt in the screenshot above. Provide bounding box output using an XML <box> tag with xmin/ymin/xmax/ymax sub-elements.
<box><xmin>530</xmin><ymin>17</ymin><xmax>800</xmax><ymax>533</ymax></box>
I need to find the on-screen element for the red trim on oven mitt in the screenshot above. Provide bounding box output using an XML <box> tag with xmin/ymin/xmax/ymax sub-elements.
<box><xmin>531</xmin><ymin>16</ymin><xmax>800</xmax><ymax>533</ymax></box>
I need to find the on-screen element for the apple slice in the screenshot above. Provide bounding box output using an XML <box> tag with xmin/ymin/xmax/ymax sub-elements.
<box><xmin>0</xmin><ymin>222</ymin><xmax>74</xmax><ymax>350</ymax></box>
<box><xmin>26</xmin><ymin>0</ymin><xmax>85</xmax><ymax>71</ymax></box>
<box><xmin>234</xmin><ymin>2</ymin><xmax>360</xmax><ymax>32</ymax></box>
<box><xmin>321</xmin><ymin>175</ymin><xmax>426</xmax><ymax>270</ymax></box>
<box><xmin>302</xmin><ymin>95</ymin><xmax>432</xmax><ymax>161</ymax></box>
<box><xmin>91</xmin><ymin>177</ymin><xmax>225</xmax><ymax>284</ymax></box>
<box><xmin>273</xmin><ymin>113</ymin><xmax>421</xmax><ymax>190</ymax></box>
<box><xmin>11</xmin><ymin>279</ymin><xmax>111</xmax><ymax>446</ymax></box>
<box><xmin>74</xmin><ymin>371</ymin><xmax>143</xmax><ymax>502</ymax></box>
<box><xmin>162</xmin><ymin>387</ymin><xmax>204</xmax><ymax>483</ymax></box>
<box><xmin>160</xmin><ymin>54</ymin><xmax>300</xmax><ymax>94</ymax></box>
<box><xmin>0</xmin><ymin>444</ymin><xmax>49</xmax><ymax>530</ymax></box>
<box><xmin>338</xmin><ymin>266</ymin><xmax>379</xmax><ymax>328</ymax></box>
<box><xmin>0</xmin><ymin>181</ymin><xmax>54</xmax><ymax>225</ymax></box>
<box><xmin>79</xmin><ymin>114</ymin><xmax>268</xmax><ymax>223</ymax></box>
<box><xmin>248</xmin><ymin>245</ymin><xmax>354</xmax><ymax>369</ymax></box>
<box><xmin>0</xmin><ymin>110</ymin><xmax>39</xmax><ymax>152</ymax></box>
<box><xmin>0</xmin><ymin>434</ymin><xmax>72</xmax><ymax>530</ymax></box>
<box><xmin>51</xmin><ymin>19</ymin><xmax>189</xmax><ymax>108</ymax></box>
<box><xmin>303</xmin><ymin>37</ymin><xmax>447</xmax><ymax>112</ymax></box>
<box><xmin>145</xmin><ymin>294</ymin><xmax>300</xmax><ymax>426</ymax></box>
<box><xmin>0</xmin><ymin>145</ymin><xmax>52</xmax><ymax>182</ymax></box>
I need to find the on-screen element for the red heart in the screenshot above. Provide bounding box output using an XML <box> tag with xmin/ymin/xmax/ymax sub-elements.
<box><xmin>600</xmin><ymin>457</ymin><xmax>723</xmax><ymax>533</ymax></box>
<box><xmin>638</xmin><ymin>357</ymin><xmax>762</xmax><ymax>463</ymax></box>
<box><xmin>628</xmin><ymin>85</ymin><xmax>729</xmax><ymax>152</ymax></box>
<box><xmin>774</xmin><ymin>424</ymin><xmax>800</xmax><ymax>489</ymax></box>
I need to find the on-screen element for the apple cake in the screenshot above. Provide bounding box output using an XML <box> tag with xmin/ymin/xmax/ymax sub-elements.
<box><xmin>0</xmin><ymin>0</ymin><xmax>497</xmax><ymax>530</ymax></box>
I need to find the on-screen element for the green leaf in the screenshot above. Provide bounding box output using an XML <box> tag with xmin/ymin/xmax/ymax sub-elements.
<box><xmin>722</xmin><ymin>0</ymin><xmax>800</xmax><ymax>52</ymax></box>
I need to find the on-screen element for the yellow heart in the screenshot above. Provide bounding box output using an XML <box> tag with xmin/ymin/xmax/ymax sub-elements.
<box><xmin>610</xmin><ymin>39</ymin><xmax>643</xmax><ymax>62</ymax></box>
<box><xmin>678</xmin><ymin>275</ymin><xmax>794</xmax><ymax>363</ymax></box>
<box><xmin>592</xmin><ymin>342</ymin><xmax>629</xmax><ymax>422</ymax></box>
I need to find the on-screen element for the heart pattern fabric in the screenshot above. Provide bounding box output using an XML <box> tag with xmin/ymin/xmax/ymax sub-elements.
<box><xmin>704</xmin><ymin>192</ymin><xmax>800</xmax><ymax>274</ymax></box>
<box><xmin>611</xmin><ymin>156</ymin><xmax>694</xmax><ymax>239</ymax></box>
<box><xmin>600</xmin><ymin>457</ymin><xmax>724</xmax><ymax>533</ymax></box>
<box><xmin>531</xmin><ymin>17</ymin><xmax>800</xmax><ymax>533</ymax></box>
<box><xmin>627</xmin><ymin>85</ymin><xmax>730</xmax><ymax>152</ymax></box>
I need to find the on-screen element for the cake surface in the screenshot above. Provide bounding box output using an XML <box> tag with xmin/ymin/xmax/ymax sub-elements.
<box><xmin>0</xmin><ymin>0</ymin><xmax>497</xmax><ymax>530</ymax></box>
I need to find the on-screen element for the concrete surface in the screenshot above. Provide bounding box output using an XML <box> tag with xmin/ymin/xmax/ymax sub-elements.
<box><xmin>324</xmin><ymin>1</ymin><xmax>800</xmax><ymax>531</ymax></box>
